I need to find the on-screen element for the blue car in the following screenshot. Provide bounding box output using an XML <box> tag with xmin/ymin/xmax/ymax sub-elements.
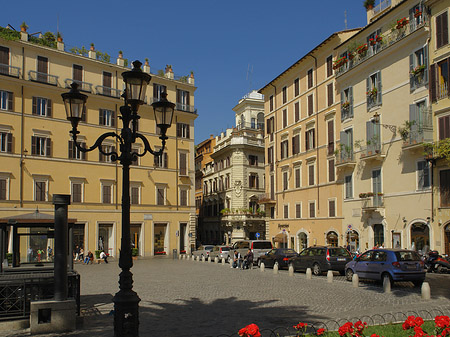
<box><xmin>345</xmin><ymin>249</ymin><xmax>426</xmax><ymax>286</ymax></box>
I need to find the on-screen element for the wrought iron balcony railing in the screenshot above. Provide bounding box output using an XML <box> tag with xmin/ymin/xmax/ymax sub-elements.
<box><xmin>95</xmin><ymin>85</ymin><xmax>121</xmax><ymax>98</ymax></box>
<box><xmin>362</xmin><ymin>195</ymin><xmax>384</xmax><ymax>210</ymax></box>
<box><xmin>176</xmin><ymin>102</ymin><xmax>197</xmax><ymax>114</ymax></box>
<box><xmin>65</xmin><ymin>79</ymin><xmax>93</xmax><ymax>93</ymax></box>
<box><xmin>0</xmin><ymin>64</ymin><xmax>20</xmax><ymax>78</ymax></box>
<box><xmin>28</xmin><ymin>70</ymin><xmax>58</xmax><ymax>86</ymax></box>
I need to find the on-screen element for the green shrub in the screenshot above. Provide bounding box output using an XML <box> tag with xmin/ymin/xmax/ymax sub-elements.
<box><xmin>95</xmin><ymin>250</ymin><xmax>101</xmax><ymax>259</ymax></box>
<box><xmin>132</xmin><ymin>248</ymin><xmax>138</xmax><ymax>256</ymax></box>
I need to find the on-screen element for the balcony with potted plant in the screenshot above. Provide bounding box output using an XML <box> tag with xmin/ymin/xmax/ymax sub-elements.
<box><xmin>335</xmin><ymin>144</ymin><xmax>356</xmax><ymax>169</ymax></box>
<box><xmin>359</xmin><ymin>137</ymin><xmax>385</xmax><ymax>162</ymax></box>
<box><xmin>400</xmin><ymin>111</ymin><xmax>433</xmax><ymax>151</ymax></box>
<box><xmin>361</xmin><ymin>192</ymin><xmax>385</xmax><ymax>212</ymax></box>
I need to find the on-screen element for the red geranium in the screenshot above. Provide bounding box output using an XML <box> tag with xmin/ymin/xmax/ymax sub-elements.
<box><xmin>338</xmin><ymin>322</ymin><xmax>354</xmax><ymax>336</ymax></box>
<box><xmin>316</xmin><ymin>328</ymin><xmax>326</xmax><ymax>335</ymax></box>
<box><xmin>238</xmin><ymin>323</ymin><xmax>261</xmax><ymax>337</ymax></box>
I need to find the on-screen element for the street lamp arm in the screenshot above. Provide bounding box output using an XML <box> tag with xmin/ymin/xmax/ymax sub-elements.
<box><xmin>134</xmin><ymin>132</ymin><xmax>167</xmax><ymax>157</ymax></box>
<box><xmin>72</xmin><ymin>129</ymin><xmax>122</xmax><ymax>161</ymax></box>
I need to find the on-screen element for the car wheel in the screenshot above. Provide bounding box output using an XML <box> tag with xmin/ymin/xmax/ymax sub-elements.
<box><xmin>412</xmin><ymin>280</ymin><xmax>423</xmax><ymax>287</ymax></box>
<box><xmin>312</xmin><ymin>263</ymin><xmax>322</xmax><ymax>276</ymax></box>
<box><xmin>257</xmin><ymin>259</ymin><xmax>261</xmax><ymax>268</ymax></box>
<box><xmin>227</xmin><ymin>256</ymin><xmax>231</xmax><ymax>264</ymax></box>
<box><xmin>345</xmin><ymin>269</ymin><xmax>354</xmax><ymax>282</ymax></box>
<box><xmin>436</xmin><ymin>265</ymin><xmax>443</xmax><ymax>273</ymax></box>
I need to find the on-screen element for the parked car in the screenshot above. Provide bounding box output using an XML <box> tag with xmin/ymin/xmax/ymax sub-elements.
<box><xmin>231</xmin><ymin>240</ymin><xmax>273</xmax><ymax>264</ymax></box>
<box><xmin>208</xmin><ymin>245</ymin><xmax>231</xmax><ymax>262</ymax></box>
<box><xmin>192</xmin><ymin>245</ymin><xmax>214</xmax><ymax>260</ymax></box>
<box><xmin>258</xmin><ymin>248</ymin><xmax>298</xmax><ymax>269</ymax></box>
<box><xmin>345</xmin><ymin>249</ymin><xmax>426</xmax><ymax>286</ymax></box>
<box><xmin>289</xmin><ymin>246</ymin><xmax>352</xmax><ymax>276</ymax></box>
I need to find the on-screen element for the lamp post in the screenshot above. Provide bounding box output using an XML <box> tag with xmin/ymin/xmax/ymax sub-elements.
<box><xmin>62</xmin><ymin>60</ymin><xmax>174</xmax><ymax>337</ymax></box>
<box><xmin>372</xmin><ymin>111</ymin><xmax>397</xmax><ymax>134</ymax></box>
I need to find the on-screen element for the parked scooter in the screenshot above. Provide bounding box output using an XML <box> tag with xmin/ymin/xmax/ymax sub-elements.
<box><xmin>425</xmin><ymin>250</ymin><xmax>450</xmax><ymax>273</ymax></box>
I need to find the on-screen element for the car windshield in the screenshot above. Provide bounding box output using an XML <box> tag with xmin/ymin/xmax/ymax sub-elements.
<box><xmin>252</xmin><ymin>242</ymin><xmax>272</xmax><ymax>249</ymax></box>
<box><xmin>282</xmin><ymin>249</ymin><xmax>297</xmax><ymax>254</ymax></box>
<box><xmin>395</xmin><ymin>251</ymin><xmax>421</xmax><ymax>261</ymax></box>
<box><xmin>205</xmin><ymin>246</ymin><xmax>214</xmax><ymax>251</ymax></box>
<box><xmin>329</xmin><ymin>248</ymin><xmax>351</xmax><ymax>257</ymax></box>
<box><xmin>221</xmin><ymin>247</ymin><xmax>230</xmax><ymax>251</ymax></box>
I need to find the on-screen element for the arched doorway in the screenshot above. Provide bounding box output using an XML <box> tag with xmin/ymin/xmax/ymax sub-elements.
<box><xmin>346</xmin><ymin>230</ymin><xmax>359</xmax><ymax>252</ymax></box>
<box><xmin>274</xmin><ymin>231</ymin><xmax>288</xmax><ymax>248</ymax></box>
<box><xmin>373</xmin><ymin>224</ymin><xmax>384</xmax><ymax>247</ymax></box>
<box><xmin>445</xmin><ymin>224</ymin><xmax>450</xmax><ymax>256</ymax></box>
<box><xmin>410</xmin><ymin>222</ymin><xmax>429</xmax><ymax>252</ymax></box>
<box><xmin>297</xmin><ymin>232</ymin><xmax>308</xmax><ymax>251</ymax></box>
<box><xmin>326</xmin><ymin>231</ymin><xmax>338</xmax><ymax>247</ymax></box>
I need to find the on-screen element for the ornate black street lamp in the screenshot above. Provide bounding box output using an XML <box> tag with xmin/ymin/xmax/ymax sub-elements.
<box><xmin>62</xmin><ymin>60</ymin><xmax>174</xmax><ymax>337</ymax></box>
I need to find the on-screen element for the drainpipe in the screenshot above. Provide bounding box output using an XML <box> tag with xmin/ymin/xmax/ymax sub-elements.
<box><xmin>20</xmin><ymin>47</ymin><xmax>25</xmax><ymax>207</ymax></box>
<box><xmin>269</xmin><ymin>83</ymin><xmax>277</xmax><ymax>220</ymax></box>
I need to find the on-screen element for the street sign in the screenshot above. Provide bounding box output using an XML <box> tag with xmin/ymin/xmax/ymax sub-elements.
<box><xmin>255</xmin><ymin>232</ymin><xmax>260</xmax><ymax>239</ymax></box>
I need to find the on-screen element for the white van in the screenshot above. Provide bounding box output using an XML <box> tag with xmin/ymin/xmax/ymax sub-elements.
<box><xmin>231</xmin><ymin>240</ymin><xmax>273</xmax><ymax>264</ymax></box>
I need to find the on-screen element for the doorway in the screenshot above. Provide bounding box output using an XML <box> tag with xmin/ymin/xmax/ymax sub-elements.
<box><xmin>410</xmin><ymin>222</ymin><xmax>430</xmax><ymax>252</ymax></box>
<box><xmin>154</xmin><ymin>223</ymin><xmax>167</xmax><ymax>255</ymax></box>
<box><xmin>373</xmin><ymin>224</ymin><xmax>384</xmax><ymax>247</ymax></box>
<box><xmin>98</xmin><ymin>224</ymin><xmax>114</xmax><ymax>256</ymax></box>
<box><xmin>130</xmin><ymin>224</ymin><xmax>141</xmax><ymax>255</ymax></box>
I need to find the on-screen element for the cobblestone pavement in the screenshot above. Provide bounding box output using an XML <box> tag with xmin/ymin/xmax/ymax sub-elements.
<box><xmin>2</xmin><ymin>257</ymin><xmax>450</xmax><ymax>337</ymax></box>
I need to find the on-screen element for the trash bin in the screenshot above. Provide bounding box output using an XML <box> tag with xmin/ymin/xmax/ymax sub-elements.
<box><xmin>173</xmin><ymin>249</ymin><xmax>177</xmax><ymax>260</ymax></box>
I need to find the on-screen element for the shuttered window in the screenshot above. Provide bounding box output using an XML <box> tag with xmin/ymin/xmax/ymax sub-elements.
<box><xmin>328</xmin><ymin>159</ymin><xmax>335</xmax><ymax>182</ymax></box>
<box><xmin>153</xmin><ymin>83</ymin><xmax>167</xmax><ymax>100</ymax></box>
<box><xmin>68</xmin><ymin>140</ymin><xmax>86</xmax><ymax>160</ymax></box>
<box><xmin>436</xmin><ymin>11</ymin><xmax>449</xmax><ymax>49</ymax></box>
<box><xmin>154</xmin><ymin>152</ymin><xmax>168</xmax><ymax>168</ymax></box>
<box><xmin>180</xmin><ymin>189</ymin><xmax>187</xmax><ymax>206</ymax></box>
<box><xmin>327</xmin><ymin>120</ymin><xmax>334</xmax><ymax>155</ymax></box>
<box><xmin>35</xmin><ymin>181</ymin><xmax>46</xmax><ymax>201</ymax></box>
<box><xmin>283</xmin><ymin>171</ymin><xmax>288</xmax><ymax>190</ymax></box>
<box><xmin>327</xmin><ymin>83</ymin><xmax>334</xmax><ymax>106</ymax></box>
<box><xmin>0</xmin><ymin>90</ymin><xmax>13</xmax><ymax>111</ymax></box>
<box><xmin>0</xmin><ymin>179</ymin><xmax>6</xmax><ymax>200</ymax></box>
<box><xmin>32</xmin><ymin>97</ymin><xmax>52</xmax><ymax>117</ymax></box>
<box><xmin>0</xmin><ymin>132</ymin><xmax>12</xmax><ymax>153</ymax></box>
<box><xmin>0</xmin><ymin>46</ymin><xmax>9</xmax><ymax>66</ymax></box>
<box><xmin>309</xmin><ymin>201</ymin><xmax>315</xmax><ymax>218</ymax></box>
<box><xmin>326</xmin><ymin>55</ymin><xmax>333</xmax><ymax>77</ymax></box>
<box><xmin>280</xmin><ymin>140</ymin><xmax>288</xmax><ymax>159</ymax></box>
<box><xmin>308</xmin><ymin>164</ymin><xmax>315</xmax><ymax>186</ymax></box>
<box><xmin>307</xmin><ymin>69</ymin><xmax>313</xmax><ymax>88</ymax></box>
<box><xmin>269</xmin><ymin>95</ymin><xmax>274</xmax><ymax>111</ymax></box>
<box><xmin>282</xmin><ymin>86</ymin><xmax>287</xmax><ymax>104</ymax></box>
<box><xmin>417</xmin><ymin>161</ymin><xmax>430</xmax><ymax>189</ymax></box>
<box><xmin>284</xmin><ymin>204</ymin><xmax>289</xmax><ymax>219</ymax></box>
<box><xmin>99</xmin><ymin>145</ymin><xmax>115</xmax><ymax>162</ymax></box>
<box><xmin>292</xmin><ymin>134</ymin><xmax>300</xmax><ymax>155</ymax></box>
<box><xmin>73</xmin><ymin>64</ymin><xmax>83</xmax><ymax>82</ymax></box>
<box><xmin>282</xmin><ymin>109</ymin><xmax>287</xmax><ymax>128</ymax></box>
<box><xmin>295</xmin><ymin>203</ymin><xmax>301</xmax><ymax>218</ymax></box>
<box><xmin>72</xmin><ymin>183</ymin><xmax>82</xmax><ymax>203</ymax></box>
<box><xmin>31</xmin><ymin>136</ymin><xmax>51</xmax><ymax>157</ymax></box>
<box><xmin>308</xmin><ymin>94</ymin><xmax>314</xmax><ymax>116</ymax></box>
<box><xmin>180</xmin><ymin>152</ymin><xmax>187</xmax><ymax>176</ymax></box>
<box><xmin>102</xmin><ymin>185</ymin><xmax>112</xmax><ymax>204</ymax></box>
<box><xmin>440</xmin><ymin>169</ymin><xmax>450</xmax><ymax>207</ymax></box>
<box><xmin>294</xmin><ymin>102</ymin><xmax>300</xmax><ymax>122</ymax></box>
<box><xmin>305</xmin><ymin>129</ymin><xmax>315</xmax><ymax>151</ymax></box>
<box><xmin>157</xmin><ymin>186</ymin><xmax>165</xmax><ymax>205</ymax></box>
<box><xmin>345</xmin><ymin>175</ymin><xmax>353</xmax><ymax>199</ymax></box>
<box><xmin>99</xmin><ymin>109</ymin><xmax>115</xmax><ymax>127</ymax></box>
<box><xmin>131</xmin><ymin>187</ymin><xmax>140</xmax><ymax>205</ymax></box>
<box><xmin>329</xmin><ymin>200</ymin><xmax>336</xmax><ymax>217</ymax></box>
<box><xmin>439</xmin><ymin>115</ymin><xmax>450</xmax><ymax>140</ymax></box>
<box><xmin>177</xmin><ymin>123</ymin><xmax>190</xmax><ymax>138</ymax></box>
<box><xmin>295</xmin><ymin>167</ymin><xmax>301</xmax><ymax>188</ymax></box>
<box><xmin>294</xmin><ymin>78</ymin><xmax>299</xmax><ymax>96</ymax></box>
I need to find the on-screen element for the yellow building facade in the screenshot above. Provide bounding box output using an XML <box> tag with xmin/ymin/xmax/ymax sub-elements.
<box><xmin>259</xmin><ymin>30</ymin><xmax>359</xmax><ymax>251</ymax></box>
<box><xmin>0</xmin><ymin>29</ymin><xmax>197</xmax><ymax>259</ymax></box>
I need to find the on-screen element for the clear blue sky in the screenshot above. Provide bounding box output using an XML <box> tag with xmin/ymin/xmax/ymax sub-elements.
<box><xmin>0</xmin><ymin>0</ymin><xmax>367</xmax><ymax>143</ymax></box>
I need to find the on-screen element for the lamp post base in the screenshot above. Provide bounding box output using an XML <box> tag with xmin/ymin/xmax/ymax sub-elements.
<box><xmin>113</xmin><ymin>287</ymin><xmax>140</xmax><ymax>337</ymax></box>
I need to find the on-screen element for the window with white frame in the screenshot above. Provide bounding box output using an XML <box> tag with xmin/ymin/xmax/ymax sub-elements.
<box><xmin>292</xmin><ymin>129</ymin><xmax>300</xmax><ymax>155</ymax></box>
<box><xmin>294</xmin><ymin>165</ymin><xmax>301</xmax><ymax>188</ymax></box>
<box><xmin>283</xmin><ymin>170</ymin><xmax>288</xmax><ymax>191</ymax></box>
<box><xmin>31</xmin><ymin>135</ymin><xmax>51</xmax><ymax>157</ymax></box>
<box><xmin>341</xmin><ymin>86</ymin><xmax>353</xmax><ymax>120</ymax></box>
<box><xmin>308</xmin><ymin>162</ymin><xmax>315</xmax><ymax>186</ymax></box>
<box><xmin>249</xmin><ymin>173</ymin><xmax>259</xmax><ymax>189</ymax></box>
<box><xmin>307</xmin><ymin>68</ymin><xmax>313</xmax><ymax>89</ymax></box>
<box><xmin>34</xmin><ymin>179</ymin><xmax>48</xmax><ymax>201</ymax></box>
<box><xmin>101</xmin><ymin>182</ymin><xmax>113</xmax><ymax>204</ymax></box>
<box><xmin>344</xmin><ymin>174</ymin><xmax>353</xmax><ymax>199</ymax></box>
<box><xmin>284</xmin><ymin>204</ymin><xmax>289</xmax><ymax>219</ymax></box>
<box><xmin>131</xmin><ymin>185</ymin><xmax>140</xmax><ymax>205</ymax></box>
<box><xmin>417</xmin><ymin>160</ymin><xmax>430</xmax><ymax>190</ymax></box>
<box><xmin>99</xmin><ymin>109</ymin><xmax>115</xmax><ymax>127</ymax></box>
<box><xmin>0</xmin><ymin>176</ymin><xmax>9</xmax><ymax>200</ymax></box>
<box><xmin>32</xmin><ymin>97</ymin><xmax>52</xmax><ymax>117</ymax></box>
<box><xmin>179</xmin><ymin>152</ymin><xmax>188</xmax><ymax>176</ymax></box>
<box><xmin>282</xmin><ymin>86</ymin><xmax>287</xmax><ymax>104</ymax></box>
<box><xmin>131</xmin><ymin>146</ymin><xmax>140</xmax><ymax>166</ymax></box>
<box><xmin>154</xmin><ymin>148</ymin><xmax>168</xmax><ymax>168</ymax></box>
<box><xmin>156</xmin><ymin>185</ymin><xmax>166</xmax><ymax>205</ymax></box>
<box><xmin>177</xmin><ymin>123</ymin><xmax>190</xmax><ymax>138</ymax></box>
<box><xmin>153</xmin><ymin>83</ymin><xmax>167</xmax><ymax>101</ymax></box>
<box><xmin>309</xmin><ymin>201</ymin><xmax>316</xmax><ymax>218</ymax></box>
<box><xmin>68</xmin><ymin>140</ymin><xmax>86</xmax><ymax>160</ymax></box>
<box><xmin>280</xmin><ymin>139</ymin><xmax>289</xmax><ymax>159</ymax></box>
<box><xmin>328</xmin><ymin>158</ymin><xmax>335</xmax><ymax>182</ymax></box>
<box><xmin>0</xmin><ymin>131</ymin><xmax>12</xmax><ymax>153</ymax></box>
<box><xmin>99</xmin><ymin>144</ymin><xmax>115</xmax><ymax>162</ymax></box>
<box><xmin>366</xmin><ymin>71</ymin><xmax>382</xmax><ymax>108</ymax></box>
<box><xmin>305</xmin><ymin>128</ymin><xmax>315</xmax><ymax>151</ymax></box>
<box><xmin>0</xmin><ymin>90</ymin><xmax>13</xmax><ymax>111</ymax></box>
<box><xmin>410</xmin><ymin>46</ymin><xmax>428</xmax><ymax>89</ymax></box>
<box><xmin>295</xmin><ymin>203</ymin><xmax>301</xmax><ymax>218</ymax></box>
<box><xmin>71</xmin><ymin>181</ymin><xmax>83</xmax><ymax>203</ymax></box>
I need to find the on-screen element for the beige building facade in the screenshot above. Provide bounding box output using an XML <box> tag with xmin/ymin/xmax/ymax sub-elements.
<box><xmin>0</xmin><ymin>27</ymin><xmax>197</xmax><ymax>259</ymax></box>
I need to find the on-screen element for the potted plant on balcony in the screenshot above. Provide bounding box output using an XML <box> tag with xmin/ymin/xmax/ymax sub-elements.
<box><xmin>359</xmin><ymin>193</ymin><xmax>368</xmax><ymax>198</ymax></box>
<box><xmin>396</xmin><ymin>17</ymin><xmax>409</xmax><ymax>29</ymax></box>
<box><xmin>367</xmin><ymin>192</ymin><xmax>374</xmax><ymax>197</ymax></box>
<box><xmin>356</xmin><ymin>43</ymin><xmax>368</xmax><ymax>56</ymax></box>
<box><xmin>398</xmin><ymin>120</ymin><xmax>415</xmax><ymax>142</ymax></box>
<box><xmin>414</xmin><ymin>8</ymin><xmax>422</xmax><ymax>18</ymax></box>
<box><xmin>20</xmin><ymin>21</ymin><xmax>28</xmax><ymax>33</ymax></box>
<box><xmin>376</xmin><ymin>34</ymin><xmax>383</xmax><ymax>43</ymax></box>
<box><xmin>90</xmin><ymin>43</ymin><xmax>95</xmax><ymax>51</ymax></box>
<box><xmin>342</xmin><ymin>101</ymin><xmax>350</xmax><ymax>110</ymax></box>
<box><xmin>367</xmin><ymin>87</ymin><xmax>377</xmax><ymax>101</ymax></box>
<box><xmin>363</xmin><ymin>0</ymin><xmax>375</xmax><ymax>10</ymax></box>
<box><xmin>377</xmin><ymin>192</ymin><xmax>384</xmax><ymax>196</ymax></box>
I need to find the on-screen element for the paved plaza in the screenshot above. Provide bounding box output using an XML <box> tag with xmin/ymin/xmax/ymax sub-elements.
<box><xmin>2</xmin><ymin>257</ymin><xmax>450</xmax><ymax>336</ymax></box>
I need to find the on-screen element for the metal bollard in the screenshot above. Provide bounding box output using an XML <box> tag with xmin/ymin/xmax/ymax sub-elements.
<box><xmin>306</xmin><ymin>268</ymin><xmax>312</xmax><ymax>280</ymax></box>
<box><xmin>421</xmin><ymin>282</ymin><xmax>431</xmax><ymax>300</ymax></box>
<box><xmin>327</xmin><ymin>270</ymin><xmax>333</xmax><ymax>283</ymax></box>
<box><xmin>352</xmin><ymin>273</ymin><xmax>359</xmax><ymax>288</ymax></box>
<box><xmin>289</xmin><ymin>264</ymin><xmax>294</xmax><ymax>276</ymax></box>
<box><xmin>260</xmin><ymin>262</ymin><xmax>265</xmax><ymax>272</ymax></box>
<box><xmin>383</xmin><ymin>275</ymin><xmax>391</xmax><ymax>293</ymax></box>
<box><xmin>273</xmin><ymin>263</ymin><xmax>279</xmax><ymax>274</ymax></box>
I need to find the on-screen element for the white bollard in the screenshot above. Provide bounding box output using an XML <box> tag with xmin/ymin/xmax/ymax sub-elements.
<box><xmin>214</xmin><ymin>257</ymin><xmax>219</xmax><ymax>264</ymax></box>
<box><xmin>260</xmin><ymin>262</ymin><xmax>265</xmax><ymax>272</ymax></box>
<box><xmin>202</xmin><ymin>256</ymin><xmax>206</xmax><ymax>262</ymax></box>
<box><xmin>273</xmin><ymin>263</ymin><xmax>279</xmax><ymax>274</ymax></box>
<box><xmin>383</xmin><ymin>275</ymin><xmax>391</xmax><ymax>293</ymax></box>
<box><xmin>289</xmin><ymin>264</ymin><xmax>294</xmax><ymax>276</ymax></box>
<box><xmin>178</xmin><ymin>254</ymin><xmax>182</xmax><ymax>260</ymax></box>
<box><xmin>222</xmin><ymin>258</ymin><xmax>226</xmax><ymax>265</ymax></box>
<box><xmin>352</xmin><ymin>273</ymin><xmax>359</xmax><ymax>288</ymax></box>
<box><xmin>306</xmin><ymin>268</ymin><xmax>312</xmax><ymax>280</ymax></box>
<box><xmin>327</xmin><ymin>270</ymin><xmax>333</xmax><ymax>283</ymax></box>
<box><xmin>421</xmin><ymin>282</ymin><xmax>431</xmax><ymax>300</ymax></box>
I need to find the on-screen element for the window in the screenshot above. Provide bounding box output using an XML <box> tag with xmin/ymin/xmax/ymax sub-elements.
<box><xmin>294</xmin><ymin>166</ymin><xmax>301</xmax><ymax>188</ymax></box>
<box><xmin>341</xmin><ymin>87</ymin><xmax>353</xmax><ymax>120</ymax></box>
<box><xmin>295</xmin><ymin>203</ymin><xmax>301</xmax><ymax>218</ymax></box>
<box><xmin>282</xmin><ymin>109</ymin><xmax>287</xmax><ymax>128</ymax></box>
<box><xmin>305</xmin><ymin>129</ymin><xmax>315</xmax><ymax>151</ymax></box>
<box><xmin>366</xmin><ymin>120</ymin><xmax>381</xmax><ymax>153</ymax></box>
<box><xmin>294</xmin><ymin>101</ymin><xmax>300</xmax><ymax>122</ymax></box>
<box><xmin>283</xmin><ymin>171</ymin><xmax>288</xmax><ymax>191</ymax></box>
<box><xmin>180</xmin><ymin>189</ymin><xmax>188</xmax><ymax>206</ymax></box>
<box><xmin>329</xmin><ymin>199</ymin><xmax>336</xmax><ymax>217</ymax></box>
<box><xmin>307</xmin><ymin>94</ymin><xmax>314</xmax><ymax>116</ymax></box>
<box><xmin>131</xmin><ymin>186</ymin><xmax>140</xmax><ymax>205</ymax></box>
<box><xmin>327</xmin><ymin>119</ymin><xmax>334</xmax><ymax>155</ymax></box>
<box><xmin>131</xmin><ymin>147</ymin><xmax>139</xmax><ymax>166</ymax></box>
<box><xmin>328</xmin><ymin>159</ymin><xmax>335</xmax><ymax>182</ymax></box>
<box><xmin>345</xmin><ymin>175</ymin><xmax>353</xmax><ymax>199</ymax></box>
<box><xmin>327</xmin><ymin>83</ymin><xmax>334</xmax><ymax>106</ymax></box>
<box><xmin>280</xmin><ymin>139</ymin><xmax>289</xmax><ymax>159</ymax></box>
<box><xmin>410</xmin><ymin>46</ymin><xmax>428</xmax><ymax>89</ymax></box>
<box><xmin>102</xmin><ymin>184</ymin><xmax>112</xmax><ymax>204</ymax></box>
<box><xmin>292</xmin><ymin>132</ymin><xmax>300</xmax><ymax>155</ymax></box>
<box><xmin>366</xmin><ymin>71</ymin><xmax>382</xmax><ymax>108</ymax></box>
<box><xmin>31</xmin><ymin>136</ymin><xmax>51</xmax><ymax>157</ymax></box>
<box><xmin>294</xmin><ymin>78</ymin><xmax>299</xmax><ymax>96</ymax></box>
<box><xmin>99</xmin><ymin>145</ymin><xmax>115</xmax><ymax>162</ymax></box>
<box><xmin>284</xmin><ymin>204</ymin><xmax>289</xmax><ymax>219</ymax></box>
<box><xmin>179</xmin><ymin>152</ymin><xmax>187</xmax><ymax>176</ymax></box>
<box><xmin>326</xmin><ymin>55</ymin><xmax>333</xmax><ymax>77</ymax></box>
<box><xmin>249</xmin><ymin>174</ymin><xmax>259</xmax><ymax>189</ymax></box>
<box><xmin>267</xmin><ymin>117</ymin><xmax>275</xmax><ymax>141</ymax></box>
<box><xmin>268</xmin><ymin>146</ymin><xmax>274</xmax><ymax>171</ymax></box>
<box><xmin>282</xmin><ymin>86</ymin><xmax>287</xmax><ymax>104</ymax></box>
<box><xmin>309</xmin><ymin>201</ymin><xmax>315</xmax><ymax>218</ymax></box>
<box><xmin>340</xmin><ymin>129</ymin><xmax>354</xmax><ymax>162</ymax></box>
<box><xmin>307</xmin><ymin>69</ymin><xmax>313</xmax><ymax>89</ymax></box>
<box><xmin>269</xmin><ymin>95</ymin><xmax>274</xmax><ymax>111</ymax></box>
<box><xmin>73</xmin><ymin>64</ymin><xmax>83</xmax><ymax>82</ymax></box>
<box><xmin>440</xmin><ymin>169</ymin><xmax>450</xmax><ymax>207</ymax></box>
<box><xmin>32</xmin><ymin>97</ymin><xmax>52</xmax><ymax>117</ymax></box>
<box><xmin>99</xmin><ymin>109</ymin><xmax>115</xmax><ymax>127</ymax></box>
<box><xmin>34</xmin><ymin>180</ymin><xmax>47</xmax><ymax>201</ymax></box>
<box><xmin>417</xmin><ymin>161</ymin><xmax>430</xmax><ymax>189</ymax></box>
<box><xmin>0</xmin><ymin>178</ymin><xmax>7</xmax><ymax>200</ymax></box>
<box><xmin>177</xmin><ymin>89</ymin><xmax>190</xmax><ymax>111</ymax></box>
<box><xmin>0</xmin><ymin>90</ymin><xmax>13</xmax><ymax>111</ymax></box>
<box><xmin>154</xmin><ymin>151</ymin><xmax>168</xmax><ymax>168</ymax></box>
<box><xmin>436</xmin><ymin>11</ymin><xmax>449</xmax><ymax>49</ymax></box>
<box><xmin>439</xmin><ymin>115</ymin><xmax>450</xmax><ymax>140</ymax></box>
<box><xmin>103</xmin><ymin>71</ymin><xmax>112</xmax><ymax>88</ymax></box>
<box><xmin>0</xmin><ymin>131</ymin><xmax>12</xmax><ymax>153</ymax></box>
<box><xmin>177</xmin><ymin>123</ymin><xmax>190</xmax><ymax>138</ymax></box>
<box><xmin>37</xmin><ymin>56</ymin><xmax>48</xmax><ymax>83</ymax></box>
<box><xmin>68</xmin><ymin>140</ymin><xmax>86</xmax><ymax>160</ymax></box>
<box><xmin>249</xmin><ymin>155</ymin><xmax>258</xmax><ymax>166</ymax></box>
<box><xmin>156</xmin><ymin>185</ymin><xmax>166</xmax><ymax>205</ymax></box>
<box><xmin>71</xmin><ymin>182</ymin><xmax>82</xmax><ymax>203</ymax></box>
<box><xmin>0</xmin><ymin>46</ymin><xmax>9</xmax><ymax>69</ymax></box>
<box><xmin>153</xmin><ymin>83</ymin><xmax>167</xmax><ymax>101</ymax></box>
<box><xmin>367</xmin><ymin>29</ymin><xmax>382</xmax><ymax>55</ymax></box>
<box><xmin>308</xmin><ymin>163</ymin><xmax>315</xmax><ymax>186</ymax></box>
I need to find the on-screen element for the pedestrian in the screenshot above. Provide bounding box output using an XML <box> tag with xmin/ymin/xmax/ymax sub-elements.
<box><xmin>74</xmin><ymin>245</ymin><xmax>80</xmax><ymax>261</ymax></box>
<box><xmin>79</xmin><ymin>248</ymin><xmax>84</xmax><ymax>262</ymax></box>
<box><xmin>47</xmin><ymin>246</ymin><xmax>53</xmax><ymax>261</ymax></box>
<box><xmin>100</xmin><ymin>250</ymin><xmax>109</xmax><ymax>263</ymax></box>
<box><xmin>27</xmin><ymin>247</ymin><xmax>33</xmax><ymax>262</ymax></box>
<box><xmin>243</xmin><ymin>248</ymin><xmax>253</xmax><ymax>269</ymax></box>
<box><xmin>84</xmin><ymin>251</ymin><xmax>92</xmax><ymax>264</ymax></box>
<box><xmin>37</xmin><ymin>249</ymin><xmax>42</xmax><ymax>262</ymax></box>
<box><xmin>232</xmin><ymin>250</ymin><xmax>241</xmax><ymax>268</ymax></box>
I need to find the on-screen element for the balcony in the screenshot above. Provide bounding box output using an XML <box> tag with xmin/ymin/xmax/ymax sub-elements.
<box><xmin>360</xmin><ymin>145</ymin><xmax>385</xmax><ymax>162</ymax></box>
<box><xmin>236</xmin><ymin>121</ymin><xmax>264</xmax><ymax>132</ymax></box>
<box><xmin>65</xmin><ymin>79</ymin><xmax>93</xmax><ymax>93</ymax></box>
<box><xmin>362</xmin><ymin>195</ymin><xmax>385</xmax><ymax>212</ymax></box>
<box><xmin>258</xmin><ymin>193</ymin><xmax>276</xmax><ymax>205</ymax></box>
<box><xmin>0</xmin><ymin>64</ymin><xmax>20</xmax><ymax>78</ymax></box>
<box><xmin>373</xmin><ymin>0</ymin><xmax>391</xmax><ymax>16</ymax></box>
<box><xmin>335</xmin><ymin>151</ymin><xmax>356</xmax><ymax>169</ymax></box>
<box><xmin>176</xmin><ymin>102</ymin><xmax>197</xmax><ymax>114</ymax></box>
<box><xmin>28</xmin><ymin>71</ymin><xmax>58</xmax><ymax>86</ymax></box>
<box><xmin>95</xmin><ymin>85</ymin><xmax>121</xmax><ymax>98</ymax></box>
<box><xmin>336</xmin><ymin>12</ymin><xmax>428</xmax><ymax>77</ymax></box>
<box><xmin>437</xmin><ymin>82</ymin><xmax>449</xmax><ymax>101</ymax></box>
<box><xmin>402</xmin><ymin>111</ymin><xmax>433</xmax><ymax>151</ymax></box>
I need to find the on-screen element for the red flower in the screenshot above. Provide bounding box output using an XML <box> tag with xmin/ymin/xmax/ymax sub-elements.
<box><xmin>238</xmin><ymin>324</ymin><xmax>261</xmax><ymax>337</ymax></box>
<box><xmin>415</xmin><ymin>316</ymin><xmax>425</xmax><ymax>327</ymax></box>
<box><xmin>436</xmin><ymin>316</ymin><xmax>450</xmax><ymax>329</ymax></box>
<box><xmin>316</xmin><ymin>328</ymin><xmax>326</xmax><ymax>335</ymax></box>
<box><xmin>338</xmin><ymin>322</ymin><xmax>354</xmax><ymax>336</ymax></box>
<box><xmin>355</xmin><ymin>320</ymin><xmax>367</xmax><ymax>334</ymax></box>
<box><xmin>294</xmin><ymin>322</ymin><xmax>307</xmax><ymax>330</ymax></box>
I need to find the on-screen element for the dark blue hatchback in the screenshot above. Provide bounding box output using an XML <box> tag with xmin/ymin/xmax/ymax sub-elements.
<box><xmin>345</xmin><ymin>249</ymin><xmax>426</xmax><ymax>286</ymax></box>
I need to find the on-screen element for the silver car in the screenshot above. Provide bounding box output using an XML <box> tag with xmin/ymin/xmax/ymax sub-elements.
<box><xmin>208</xmin><ymin>246</ymin><xmax>231</xmax><ymax>262</ymax></box>
<box><xmin>192</xmin><ymin>245</ymin><xmax>214</xmax><ymax>260</ymax></box>
<box><xmin>231</xmin><ymin>240</ymin><xmax>273</xmax><ymax>265</ymax></box>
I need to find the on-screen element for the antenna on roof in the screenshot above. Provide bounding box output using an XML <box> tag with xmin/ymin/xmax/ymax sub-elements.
<box><xmin>344</xmin><ymin>10</ymin><xmax>348</xmax><ymax>30</ymax></box>
<box><xmin>246</xmin><ymin>64</ymin><xmax>253</xmax><ymax>93</ymax></box>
